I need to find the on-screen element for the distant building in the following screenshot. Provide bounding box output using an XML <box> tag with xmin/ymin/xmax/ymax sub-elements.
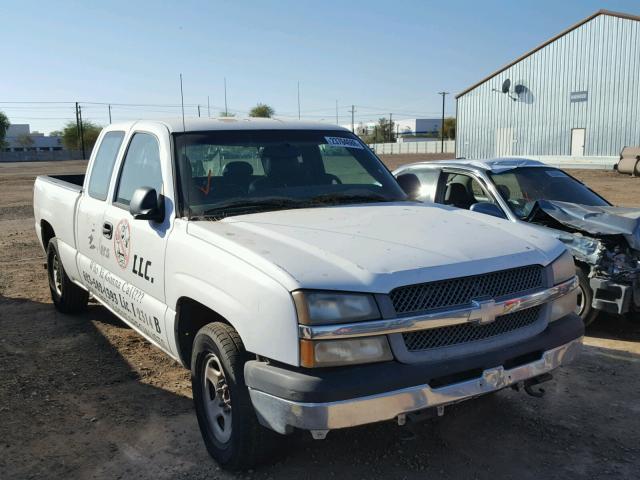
<box><xmin>456</xmin><ymin>10</ymin><xmax>640</xmax><ymax>159</ymax></box>
<box><xmin>341</xmin><ymin>118</ymin><xmax>442</xmax><ymax>138</ymax></box>
<box><xmin>4</xmin><ymin>124</ymin><xmax>64</xmax><ymax>152</ymax></box>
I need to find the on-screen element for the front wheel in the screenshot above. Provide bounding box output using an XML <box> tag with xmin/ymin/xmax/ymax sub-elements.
<box><xmin>191</xmin><ymin>322</ymin><xmax>283</xmax><ymax>470</ymax></box>
<box><xmin>575</xmin><ymin>266</ymin><xmax>599</xmax><ymax>327</ymax></box>
<box><xmin>47</xmin><ymin>239</ymin><xmax>88</xmax><ymax>313</ymax></box>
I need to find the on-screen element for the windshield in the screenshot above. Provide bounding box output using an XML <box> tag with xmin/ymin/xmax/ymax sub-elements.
<box><xmin>174</xmin><ymin>130</ymin><xmax>406</xmax><ymax>218</ymax></box>
<box><xmin>490</xmin><ymin>167</ymin><xmax>609</xmax><ymax>218</ymax></box>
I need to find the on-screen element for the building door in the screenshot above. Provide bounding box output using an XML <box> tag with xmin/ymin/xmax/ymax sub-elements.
<box><xmin>495</xmin><ymin>128</ymin><xmax>513</xmax><ymax>157</ymax></box>
<box><xmin>571</xmin><ymin>128</ymin><xmax>585</xmax><ymax>156</ymax></box>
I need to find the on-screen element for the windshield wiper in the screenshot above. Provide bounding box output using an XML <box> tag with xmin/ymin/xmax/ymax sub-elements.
<box><xmin>198</xmin><ymin>197</ymin><xmax>307</xmax><ymax>220</ymax></box>
<box><xmin>307</xmin><ymin>192</ymin><xmax>396</xmax><ymax>205</ymax></box>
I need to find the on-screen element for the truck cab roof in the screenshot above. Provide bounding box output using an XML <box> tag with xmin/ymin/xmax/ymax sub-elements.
<box><xmin>105</xmin><ymin>118</ymin><xmax>349</xmax><ymax>134</ymax></box>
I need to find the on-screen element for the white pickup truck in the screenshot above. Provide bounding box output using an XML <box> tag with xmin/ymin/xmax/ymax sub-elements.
<box><xmin>34</xmin><ymin>119</ymin><xmax>583</xmax><ymax>469</ymax></box>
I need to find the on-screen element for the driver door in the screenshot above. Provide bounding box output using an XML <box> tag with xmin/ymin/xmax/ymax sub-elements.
<box><xmin>100</xmin><ymin>127</ymin><xmax>174</xmax><ymax>354</ymax></box>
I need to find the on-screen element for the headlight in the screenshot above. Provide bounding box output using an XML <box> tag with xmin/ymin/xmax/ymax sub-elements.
<box><xmin>551</xmin><ymin>249</ymin><xmax>575</xmax><ymax>285</ymax></box>
<box><xmin>549</xmin><ymin>249</ymin><xmax>578</xmax><ymax>322</ymax></box>
<box><xmin>300</xmin><ymin>337</ymin><xmax>393</xmax><ymax>367</ymax></box>
<box><xmin>293</xmin><ymin>291</ymin><xmax>381</xmax><ymax>325</ymax></box>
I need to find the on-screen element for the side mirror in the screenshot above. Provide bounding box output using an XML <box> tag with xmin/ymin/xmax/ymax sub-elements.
<box><xmin>130</xmin><ymin>187</ymin><xmax>164</xmax><ymax>222</ymax></box>
<box><xmin>396</xmin><ymin>173</ymin><xmax>422</xmax><ymax>200</ymax></box>
<box><xmin>470</xmin><ymin>202</ymin><xmax>507</xmax><ymax>219</ymax></box>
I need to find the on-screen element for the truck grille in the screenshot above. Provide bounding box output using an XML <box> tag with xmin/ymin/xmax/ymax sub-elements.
<box><xmin>402</xmin><ymin>306</ymin><xmax>542</xmax><ymax>352</ymax></box>
<box><xmin>389</xmin><ymin>265</ymin><xmax>544</xmax><ymax>315</ymax></box>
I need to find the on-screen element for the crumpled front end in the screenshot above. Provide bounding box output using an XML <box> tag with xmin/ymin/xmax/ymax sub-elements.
<box><xmin>532</xmin><ymin>201</ymin><xmax>640</xmax><ymax>315</ymax></box>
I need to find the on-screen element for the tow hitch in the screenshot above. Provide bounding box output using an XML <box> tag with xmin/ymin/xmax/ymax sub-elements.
<box><xmin>513</xmin><ymin>372</ymin><xmax>553</xmax><ymax>397</ymax></box>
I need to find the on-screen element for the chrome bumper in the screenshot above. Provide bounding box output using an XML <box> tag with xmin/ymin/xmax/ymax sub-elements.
<box><xmin>249</xmin><ymin>337</ymin><xmax>582</xmax><ymax>434</ymax></box>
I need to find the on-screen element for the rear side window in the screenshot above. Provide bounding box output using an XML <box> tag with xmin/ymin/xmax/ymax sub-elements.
<box><xmin>115</xmin><ymin>133</ymin><xmax>163</xmax><ymax>206</ymax></box>
<box><xmin>87</xmin><ymin>131</ymin><xmax>125</xmax><ymax>200</ymax></box>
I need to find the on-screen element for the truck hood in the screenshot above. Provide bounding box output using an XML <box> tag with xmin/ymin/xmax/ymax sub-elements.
<box><xmin>188</xmin><ymin>203</ymin><xmax>565</xmax><ymax>292</ymax></box>
<box><xmin>532</xmin><ymin>200</ymin><xmax>640</xmax><ymax>250</ymax></box>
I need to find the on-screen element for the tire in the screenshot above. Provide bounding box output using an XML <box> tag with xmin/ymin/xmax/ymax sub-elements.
<box><xmin>191</xmin><ymin>322</ymin><xmax>284</xmax><ymax>470</ymax></box>
<box><xmin>575</xmin><ymin>266</ymin><xmax>599</xmax><ymax>327</ymax></box>
<box><xmin>47</xmin><ymin>238</ymin><xmax>89</xmax><ymax>314</ymax></box>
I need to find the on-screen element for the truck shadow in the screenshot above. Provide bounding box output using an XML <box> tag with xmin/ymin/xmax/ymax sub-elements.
<box><xmin>586</xmin><ymin>311</ymin><xmax>640</xmax><ymax>343</ymax></box>
<box><xmin>2</xmin><ymin>294</ymin><xmax>639</xmax><ymax>479</ymax></box>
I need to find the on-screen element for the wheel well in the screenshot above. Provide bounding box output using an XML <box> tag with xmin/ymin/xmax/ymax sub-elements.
<box><xmin>41</xmin><ymin>220</ymin><xmax>55</xmax><ymax>249</ymax></box>
<box><xmin>175</xmin><ymin>297</ymin><xmax>230</xmax><ymax>368</ymax></box>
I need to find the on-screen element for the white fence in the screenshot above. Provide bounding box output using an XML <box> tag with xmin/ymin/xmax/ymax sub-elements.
<box><xmin>369</xmin><ymin>140</ymin><xmax>455</xmax><ymax>155</ymax></box>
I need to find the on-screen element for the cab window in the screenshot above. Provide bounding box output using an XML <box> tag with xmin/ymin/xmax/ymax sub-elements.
<box><xmin>115</xmin><ymin>133</ymin><xmax>163</xmax><ymax>206</ymax></box>
<box><xmin>87</xmin><ymin>131</ymin><xmax>124</xmax><ymax>200</ymax></box>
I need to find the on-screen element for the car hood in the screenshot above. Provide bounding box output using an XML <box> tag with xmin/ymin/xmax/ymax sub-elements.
<box><xmin>188</xmin><ymin>203</ymin><xmax>565</xmax><ymax>292</ymax></box>
<box><xmin>533</xmin><ymin>200</ymin><xmax>640</xmax><ymax>250</ymax></box>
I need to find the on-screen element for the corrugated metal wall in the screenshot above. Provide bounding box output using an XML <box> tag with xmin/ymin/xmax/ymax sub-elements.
<box><xmin>456</xmin><ymin>14</ymin><xmax>640</xmax><ymax>159</ymax></box>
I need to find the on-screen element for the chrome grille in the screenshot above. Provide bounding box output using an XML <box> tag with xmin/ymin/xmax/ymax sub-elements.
<box><xmin>390</xmin><ymin>265</ymin><xmax>544</xmax><ymax>315</ymax></box>
<box><xmin>402</xmin><ymin>306</ymin><xmax>542</xmax><ymax>352</ymax></box>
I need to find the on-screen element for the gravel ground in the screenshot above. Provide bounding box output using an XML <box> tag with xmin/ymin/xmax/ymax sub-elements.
<box><xmin>1</xmin><ymin>160</ymin><xmax>640</xmax><ymax>479</ymax></box>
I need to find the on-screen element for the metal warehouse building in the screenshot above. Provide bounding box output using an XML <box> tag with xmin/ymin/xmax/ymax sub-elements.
<box><xmin>456</xmin><ymin>10</ymin><xmax>640</xmax><ymax>161</ymax></box>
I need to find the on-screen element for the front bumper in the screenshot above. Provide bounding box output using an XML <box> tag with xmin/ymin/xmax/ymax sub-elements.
<box><xmin>246</xmin><ymin>313</ymin><xmax>583</xmax><ymax>434</ymax></box>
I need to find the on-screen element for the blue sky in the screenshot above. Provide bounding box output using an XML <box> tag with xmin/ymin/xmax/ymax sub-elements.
<box><xmin>1</xmin><ymin>0</ymin><xmax>638</xmax><ymax>133</ymax></box>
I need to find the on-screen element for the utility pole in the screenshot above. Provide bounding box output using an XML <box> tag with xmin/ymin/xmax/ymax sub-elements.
<box><xmin>108</xmin><ymin>104</ymin><xmax>112</xmax><ymax>123</ymax></box>
<box><xmin>351</xmin><ymin>105</ymin><xmax>355</xmax><ymax>133</ymax></box>
<box><xmin>389</xmin><ymin>113</ymin><xmax>393</xmax><ymax>142</ymax></box>
<box><xmin>207</xmin><ymin>96</ymin><xmax>211</xmax><ymax>118</ymax></box>
<box><xmin>78</xmin><ymin>104</ymin><xmax>86</xmax><ymax>160</ymax></box>
<box><xmin>438</xmin><ymin>91</ymin><xmax>449</xmax><ymax>153</ymax></box>
<box><xmin>335</xmin><ymin>100</ymin><xmax>339</xmax><ymax>124</ymax></box>
<box><xmin>75</xmin><ymin>102</ymin><xmax>80</xmax><ymax>149</ymax></box>
<box><xmin>224</xmin><ymin>77</ymin><xmax>228</xmax><ymax>116</ymax></box>
<box><xmin>297</xmin><ymin>81</ymin><xmax>301</xmax><ymax>120</ymax></box>
<box><xmin>197</xmin><ymin>105</ymin><xmax>201</xmax><ymax>117</ymax></box>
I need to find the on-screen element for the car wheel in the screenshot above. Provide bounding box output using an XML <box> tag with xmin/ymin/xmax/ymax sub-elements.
<box><xmin>575</xmin><ymin>266</ymin><xmax>599</xmax><ymax>327</ymax></box>
<box><xmin>47</xmin><ymin>238</ymin><xmax>89</xmax><ymax>313</ymax></box>
<box><xmin>191</xmin><ymin>322</ymin><xmax>284</xmax><ymax>470</ymax></box>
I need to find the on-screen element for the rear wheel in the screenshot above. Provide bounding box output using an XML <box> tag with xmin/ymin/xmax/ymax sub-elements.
<box><xmin>191</xmin><ymin>322</ymin><xmax>283</xmax><ymax>470</ymax></box>
<box><xmin>575</xmin><ymin>266</ymin><xmax>599</xmax><ymax>327</ymax></box>
<box><xmin>47</xmin><ymin>239</ymin><xmax>88</xmax><ymax>313</ymax></box>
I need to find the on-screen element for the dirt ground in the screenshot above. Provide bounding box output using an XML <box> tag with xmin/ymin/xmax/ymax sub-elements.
<box><xmin>1</xmin><ymin>159</ymin><xmax>640</xmax><ymax>479</ymax></box>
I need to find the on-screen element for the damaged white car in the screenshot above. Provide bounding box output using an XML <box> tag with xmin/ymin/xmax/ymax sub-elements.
<box><xmin>394</xmin><ymin>158</ymin><xmax>640</xmax><ymax>325</ymax></box>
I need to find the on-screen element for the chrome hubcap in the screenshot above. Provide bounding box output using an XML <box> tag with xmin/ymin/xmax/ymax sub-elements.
<box><xmin>576</xmin><ymin>285</ymin><xmax>586</xmax><ymax>315</ymax></box>
<box><xmin>202</xmin><ymin>354</ymin><xmax>232</xmax><ymax>443</ymax></box>
<box><xmin>52</xmin><ymin>254</ymin><xmax>63</xmax><ymax>297</ymax></box>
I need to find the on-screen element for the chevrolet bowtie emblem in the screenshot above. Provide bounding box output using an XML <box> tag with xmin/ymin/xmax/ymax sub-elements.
<box><xmin>470</xmin><ymin>299</ymin><xmax>499</xmax><ymax>325</ymax></box>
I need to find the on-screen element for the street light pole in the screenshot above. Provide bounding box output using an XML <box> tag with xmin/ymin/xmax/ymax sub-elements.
<box><xmin>438</xmin><ymin>91</ymin><xmax>449</xmax><ymax>153</ymax></box>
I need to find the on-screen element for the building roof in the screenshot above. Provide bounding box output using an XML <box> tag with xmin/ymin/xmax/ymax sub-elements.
<box><xmin>108</xmin><ymin>117</ymin><xmax>347</xmax><ymax>133</ymax></box>
<box><xmin>456</xmin><ymin>9</ymin><xmax>640</xmax><ymax>99</ymax></box>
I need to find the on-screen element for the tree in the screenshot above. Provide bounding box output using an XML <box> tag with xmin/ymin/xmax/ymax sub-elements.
<box><xmin>49</xmin><ymin>130</ymin><xmax>63</xmax><ymax>137</ymax></box>
<box><xmin>441</xmin><ymin>117</ymin><xmax>456</xmax><ymax>140</ymax></box>
<box><xmin>219</xmin><ymin>111</ymin><xmax>236</xmax><ymax>117</ymax></box>
<box><xmin>60</xmin><ymin>120</ymin><xmax>102</xmax><ymax>152</ymax></box>
<box><xmin>0</xmin><ymin>111</ymin><xmax>10</xmax><ymax>149</ymax></box>
<box><xmin>16</xmin><ymin>133</ymin><xmax>34</xmax><ymax>148</ymax></box>
<box><xmin>361</xmin><ymin>117</ymin><xmax>396</xmax><ymax>144</ymax></box>
<box><xmin>249</xmin><ymin>103</ymin><xmax>275</xmax><ymax>118</ymax></box>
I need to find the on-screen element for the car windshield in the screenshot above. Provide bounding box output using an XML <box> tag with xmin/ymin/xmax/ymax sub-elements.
<box><xmin>174</xmin><ymin>129</ymin><xmax>407</xmax><ymax>219</ymax></box>
<box><xmin>489</xmin><ymin>167</ymin><xmax>609</xmax><ymax>218</ymax></box>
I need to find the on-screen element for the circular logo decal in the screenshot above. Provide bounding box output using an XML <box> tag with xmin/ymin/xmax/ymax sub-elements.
<box><xmin>113</xmin><ymin>219</ymin><xmax>131</xmax><ymax>269</ymax></box>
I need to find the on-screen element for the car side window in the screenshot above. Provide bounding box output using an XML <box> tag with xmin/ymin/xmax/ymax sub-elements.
<box><xmin>115</xmin><ymin>133</ymin><xmax>163</xmax><ymax>206</ymax></box>
<box><xmin>407</xmin><ymin>168</ymin><xmax>440</xmax><ymax>202</ymax></box>
<box><xmin>87</xmin><ymin>131</ymin><xmax>125</xmax><ymax>200</ymax></box>
<box><xmin>441</xmin><ymin>172</ymin><xmax>494</xmax><ymax>209</ymax></box>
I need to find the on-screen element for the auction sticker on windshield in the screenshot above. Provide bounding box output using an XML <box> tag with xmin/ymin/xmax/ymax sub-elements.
<box><xmin>325</xmin><ymin>136</ymin><xmax>364</xmax><ymax>149</ymax></box>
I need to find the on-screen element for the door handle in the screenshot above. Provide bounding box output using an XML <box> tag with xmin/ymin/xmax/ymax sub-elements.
<box><xmin>102</xmin><ymin>222</ymin><xmax>113</xmax><ymax>239</ymax></box>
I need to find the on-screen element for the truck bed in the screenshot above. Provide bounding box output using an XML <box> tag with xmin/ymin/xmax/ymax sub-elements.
<box><xmin>46</xmin><ymin>174</ymin><xmax>86</xmax><ymax>188</ymax></box>
<box><xmin>33</xmin><ymin>174</ymin><xmax>85</xmax><ymax>282</ymax></box>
